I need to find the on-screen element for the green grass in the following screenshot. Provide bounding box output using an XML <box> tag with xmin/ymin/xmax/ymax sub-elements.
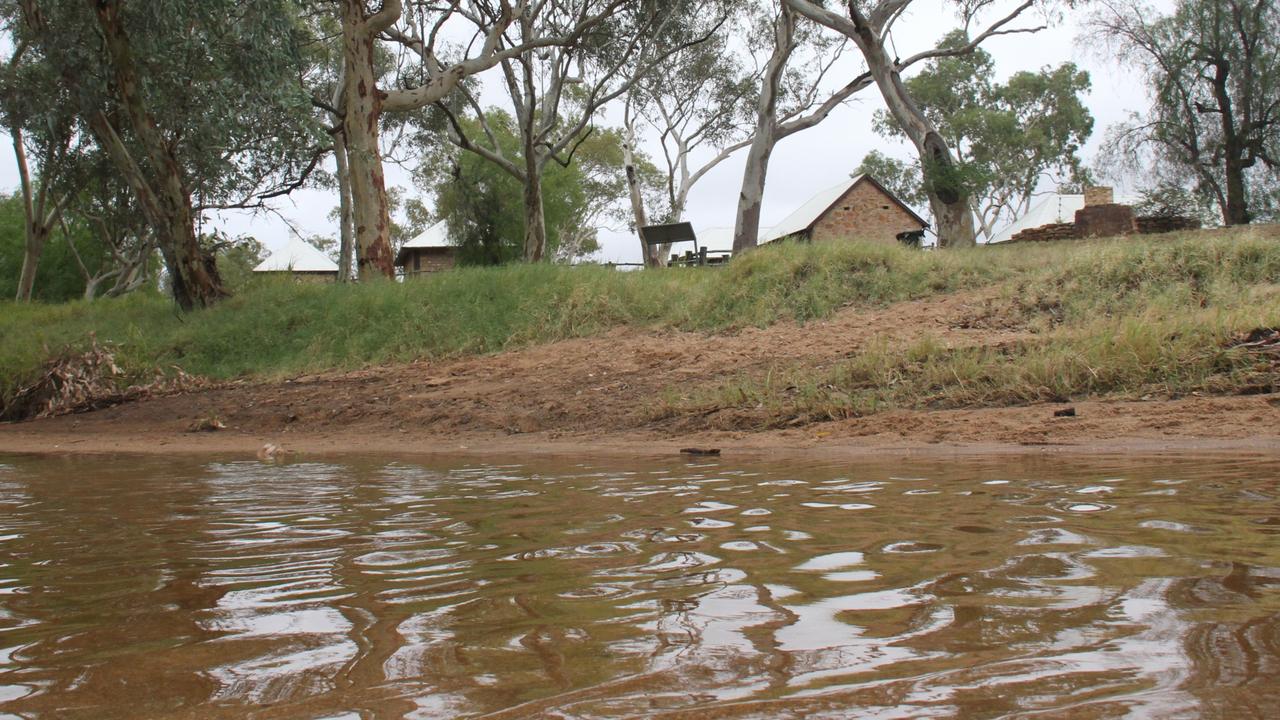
<box><xmin>655</xmin><ymin>227</ymin><xmax>1280</xmax><ymax>425</ymax></box>
<box><xmin>2</xmin><ymin>226</ymin><xmax>1279</xmax><ymax>419</ymax></box>
<box><xmin>667</xmin><ymin>306</ymin><xmax>1278</xmax><ymax>427</ymax></box>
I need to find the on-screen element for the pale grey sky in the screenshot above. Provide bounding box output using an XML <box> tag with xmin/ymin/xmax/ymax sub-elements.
<box><xmin>0</xmin><ymin>0</ymin><xmax>1167</xmax><ymax>264</ymax></box>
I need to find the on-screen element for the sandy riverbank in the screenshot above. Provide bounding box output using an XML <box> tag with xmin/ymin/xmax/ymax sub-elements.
<box><xmin>2</xmin><ymin>296</ymin><xmax>1277</xmax><ymax>460</ymax></box>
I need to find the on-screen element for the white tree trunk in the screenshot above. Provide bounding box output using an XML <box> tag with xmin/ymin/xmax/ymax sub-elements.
<box><xmin>733</xmin><ymin>129</ymin><xmax>776</xmax><ymax>254</ymax></box>
<box><xmin>622</xmin><ymin>120</ymin><xmax>661</xmax><ymax>267</ymax></box>
<box><xmin>846</xmin><ymin>8</ymin><xmax>975</xmax><ymax>247</ymax></box>
<box><xmin>732</xmin><ymin>8</ymin><xmax>795</xmax><ymax>254</ymax></box>
<box><xmin>340</xmin><ymin>0</ymin><xmax>399</xmax><ymax>280</ymax></box>
<box><xmin>333</xmin><ymin>132</ymin><xmax>356</xmax><ymax>282</ymax></box>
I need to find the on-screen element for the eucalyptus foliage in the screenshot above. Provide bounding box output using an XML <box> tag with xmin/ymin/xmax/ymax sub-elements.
<box><xmin>6</xmin><ymin>0</ymin><xmax>328</xmax><ymax>307</ymax></box>
<box><xmin>861</xmin><ymin>32</ymin><xmax>1093</xmax><ymax>241</ymax></box>
<box><xmin>14</xmin><ymin>0</ymin><xmax>329</xmax><ymax>209</ymax></box>
<box><xmin>421</xmin><ymin>111</ymin><xmax>650</xmax><ymax>265</ymax></box>
<box><xmin>1093</xmin><ymin>0</ymin><xmax>1279</xmax><ymax>224</ymax></box>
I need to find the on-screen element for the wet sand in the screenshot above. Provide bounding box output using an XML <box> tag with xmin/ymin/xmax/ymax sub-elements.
<box><xmin>3</xmin><ymin>394</ymin><xmax>1278</xmax><ymax>461</ymax></box>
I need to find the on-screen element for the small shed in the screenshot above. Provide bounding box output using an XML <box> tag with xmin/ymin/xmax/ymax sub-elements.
<box><xmin>252</xmin><ymin>236</ymin><xmax>339</xmax><ymax>281</ymax></box>
<box><xmin>761</xmin><ymin>174</ymin><xmax>928</xmax><ymax>246</ymax></box>
<box><xmin>396</xmin><ymin>220</ymin><xmax>458</xmax><ymax>276</ymax></box>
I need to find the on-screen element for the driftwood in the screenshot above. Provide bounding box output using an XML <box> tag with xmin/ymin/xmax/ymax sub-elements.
<box><xmin>1</xmin><ymin>336</ymin><xmax>210</xmax><ymax>421</ymax></box>
<box><xmin>1232</xmin><ymin>328</ymin><xmax>1280</xmax><ymax>364</ymax></box>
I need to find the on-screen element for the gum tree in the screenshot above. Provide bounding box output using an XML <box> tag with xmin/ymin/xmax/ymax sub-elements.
<box><xmin>620</xmin><ymin>1</ymin><xmax>752</xmax><ymax>265</ymax></box>
<box><xmin>332</xmin><ymin>0</ymin><xmax>631</xmax><ymax>276</ymax></box>
<box><xmin>785</xmin><ymin>0</ymin><xmax>1054</xmax><ymax>247</ymax></box>
<box><xmin>428</xmin><ymin>0</ymin><xmax>724</xmax><ymax>262</ymax></box>
<box><xmin>1091</xmin><ymin>0</ymin><xmax>1279</xmax><ymax>225</ymax></box>
<box><xmin>0</xmin><ymin>35</ymin><xmax>84</xmax><ymax>301</ymax></box>
<box><xmin>13</xmin><ymin>0</ymin><xmax>328</xmax><ymax>309</ymax></box>
<box><xmin>419</xmin><ymin>110</ymin><xmax>655</xmax><ymax>264</ymax></box>
<box><xmin>860</xmin><ymin>32</ymin><xmax>1093</xmax><ymax>241</ymax></box>
<box><xmin>731</xmin><ymin>1</ymin><xmax>870</xmax><ymax>254</ymax></box>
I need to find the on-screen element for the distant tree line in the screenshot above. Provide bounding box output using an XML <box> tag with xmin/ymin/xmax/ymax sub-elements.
<box><xmin>0</xmin><ymin>0</ymin><xmax>1272</xmax><ymax>307</ymax></box>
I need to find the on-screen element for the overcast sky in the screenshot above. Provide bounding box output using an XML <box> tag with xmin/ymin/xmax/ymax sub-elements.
<box><xmin>0</xmin><ymin>0</ymin><xmax>1172</xmax><ymax>264</ymax></box>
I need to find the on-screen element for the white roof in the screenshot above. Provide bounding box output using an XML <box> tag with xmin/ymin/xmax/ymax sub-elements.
<box><xmin>253</xmin><ymin>236</ymin><xmax>339</xmax><ymax>273</ymax></box>
<box><xmin>987</xmin><ymin>194</ymin><xmax>1085</xmax><ymax>244</ymax></box>
<box><xmin>987</xmin><ymin>192</ymin><xmax>1141</xmax><ymax>244</ymax></box>
<box><xmin>402</xmin><ymin>220</ymin><xmax>452</xmax><ymax>249</ymax></box>
<box><xmin>761</xmin><ymin>175</ymin><xmax>865</xmax><ymax>244</ymax></box>
<box><xmin>697</xmin><ymin>226</ymin><xmax>735</xmax><ymax>252</ymax></box>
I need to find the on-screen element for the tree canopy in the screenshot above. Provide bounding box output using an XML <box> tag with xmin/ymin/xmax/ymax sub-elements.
<box><xmin>861</xmin><ymin>31</ymin><xmax>1094</xmax><ymax>241</ymax></box>
<box><xmin>1093</xmin><ymin>0</ymin><xmax>1279</xmax><ymax>224</ymax></box>
<box><xmin>421</xmin><ymin>111</ymin><xmax>651</xmax><ymax>266</ymax></box>
<box><xmin>6</xmin><ymin>0</ymin><xmax>328</xmax><ymax>307</ymax></box>
<box><xmin>3</xmin><ymin>0</ymin><xmax>1263</xmax><ymax>306</ymax></box>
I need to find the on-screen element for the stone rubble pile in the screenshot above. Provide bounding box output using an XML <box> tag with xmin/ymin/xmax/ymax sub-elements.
<box><xmin>1006</xmin><ymin>186</ymin><xmax>1202</xmax><ymax>245</ymax></box>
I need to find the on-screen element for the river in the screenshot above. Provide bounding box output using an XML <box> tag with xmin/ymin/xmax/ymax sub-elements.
<box><xmin>0</xmin><ymin>453</ymin><xmax>1277</xmax><ymax>718</ymax></box>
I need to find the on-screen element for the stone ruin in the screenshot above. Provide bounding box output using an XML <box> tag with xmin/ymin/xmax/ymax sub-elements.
<box><xmin>1007</xmin><ymin>186</ymin><xmax>1201</xmax><ymax>244</ymax></box>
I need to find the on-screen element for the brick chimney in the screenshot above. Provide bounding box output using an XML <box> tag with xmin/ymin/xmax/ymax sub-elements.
<box><xmin>1084</xmin><ymin>186</ymin><xmax>1114</xmax><ymax>207</ymax></box>
<box><xmin>1075</xmin><ymin>185</ymin><xmax>1136</xmax><ymax>237</ymax></box>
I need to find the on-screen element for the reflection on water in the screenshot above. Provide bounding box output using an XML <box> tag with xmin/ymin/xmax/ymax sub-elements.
<box><xmin>0</xmin><ymin>454</ymin><xmax>1279</xmax><ymax>718</ymax></box>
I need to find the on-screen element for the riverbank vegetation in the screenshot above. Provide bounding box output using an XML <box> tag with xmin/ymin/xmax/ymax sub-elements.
<box><xmin>2</xmin><ymin>227</ymin><xmax>1278</xmax><ymax>420</ymax></box>
<box><xmin>659</xmin><ymin>228</ymin><xmax>1280</xmax><ymax>425</ymax></box>
<box><xmin>5</xmin><ymin>0</ymin><xmax>1274</xmax><ymax>309</ymax></box>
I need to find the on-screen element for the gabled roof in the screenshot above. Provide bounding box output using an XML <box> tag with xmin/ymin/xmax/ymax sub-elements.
<box><xmin>395</xmin><ymin>220</ymin><xmax>454</xmax><ymax>265</ymax></box>
<box><xmin>761</xmin><ymin>174</ymin><xmax>927</xmax><ymax>244</ymax></box>
<box><xmin>253</xmin><ymin>236</ymin><xmax>339</xmax><ymax>273</ymax></box>
<box><xmin>987</xmin><ymin>194</ymin><xmax>1085</xmax><ymax>244</ymax></box>
<box><xmin>403</xmin><ymin>219</ymin><xmax>452</xmax><ymax>249</ymax></box>
<box><xmin>987</xmin><ymin>192</ymin><xmax>1139</xmax><ymax>244</ymax></box>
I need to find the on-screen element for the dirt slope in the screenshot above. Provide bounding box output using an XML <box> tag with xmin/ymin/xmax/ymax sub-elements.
<box><xmin>2</xmin><ymin>290</ymin><xmax>1278</xmax><ymax>458</ymax></box>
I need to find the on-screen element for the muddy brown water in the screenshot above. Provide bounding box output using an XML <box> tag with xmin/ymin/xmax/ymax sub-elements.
<box><xmin>0</xmin><ymin>454</ymin><xmax>1278</xmax><ymax>719</ymax></box>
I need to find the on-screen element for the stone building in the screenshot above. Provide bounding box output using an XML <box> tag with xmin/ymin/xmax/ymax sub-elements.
<box><xmin>252</xmin><ymin>236</ymin><xmax>339</xmax><ymax>281</ymax></box>
<box><xmin>761</xmin><ymin>174</ymin><xmax>928</xmax><ymax>246</ymax></box>
<box><xmin>395</xmin><ymin>220</ymin><xmax>458</xmax><ymax>277</ymax></box>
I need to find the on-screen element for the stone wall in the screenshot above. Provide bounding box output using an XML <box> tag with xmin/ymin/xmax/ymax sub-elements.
<box><xmin>1007</xmin><ymin>214</ymin><xmax>1203</xmax><ymax>244</ymax></box>
<box><xmin>1004</xmin><ymin>185</ymin><xmax>1204</xmax><ymax>244</ymax></box>
<box><xmin>1074</xmin><ymin>203</ymin><xmax>1138</xmax><ymax>238</ymax></box>
<box><xmin>405</xmin><ymin>248</ymin><xmax>457</xmax><ymax>276</ymax></box>
<box><xmin>1008</xmin><ymin>223</ymin><xmax>1080</xmax><ymax>243</ymax></box>
<box><xmin>1135</xmin><ymin>215</ymin><xmax>1202</xmax><ymax>234</ymax></box>
<box><xmin>810</xmin><ymin>180</ymin><xmax>925</xmax><ymax>245</ymax></box>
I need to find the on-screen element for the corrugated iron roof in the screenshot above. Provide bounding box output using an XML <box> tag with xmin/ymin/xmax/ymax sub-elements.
<box><xmin>395</xmin><ymin>220</ymin><xmax>456</xmax><ymax>266</ymax></box>
<box><xmin>987</xmin><ymin>195</ymin><xmax>1085</xmax><ymax>244</ymax></box>
<box><xmin>987</xmin><ymin>193</ymin><xmax>1139</xmax><ymax>244</ymax></box>
<box><xmin>762</xmin><ymin>175</ymin><xmax>865</xmax><ymax>244</ymax></box>
<box><xmin>401</xmin><ymin>219</ymin><xmax>452</xmax><ymax>249</ymax></box>
<box><xmin>253</xmin><ymin>236</ymin><xmax>339</xmax><ymax>273</ymax></box>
